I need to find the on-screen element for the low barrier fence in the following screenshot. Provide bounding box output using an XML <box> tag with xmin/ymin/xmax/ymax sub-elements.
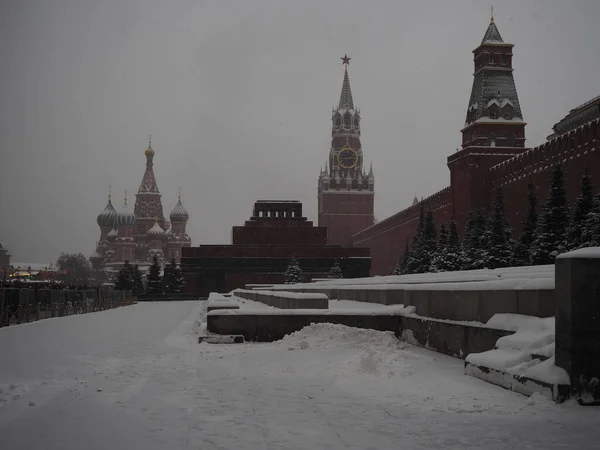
<box><xmin>0</xmin><ymin>288</ymin><xmax>135</xmax><ymax>327</ymax></box>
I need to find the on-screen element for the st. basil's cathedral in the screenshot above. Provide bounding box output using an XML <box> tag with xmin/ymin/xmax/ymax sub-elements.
<box><xmin>89</xmin><ymin>141</ymin><xmax>191</xmax><ymax>279</ymax></box>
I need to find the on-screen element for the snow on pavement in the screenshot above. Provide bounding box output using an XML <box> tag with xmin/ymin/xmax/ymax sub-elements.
<box><xmin>1</xmin><ymin>301</ymin><xmax>599</xmax><ymax>449</ymax></box>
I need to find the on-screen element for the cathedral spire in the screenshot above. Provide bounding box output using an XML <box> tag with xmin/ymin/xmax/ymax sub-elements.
<box><xmin>139</xmin><ymin>140</ymin><xmax>160</xmax><ymax>194</ymax></box>
<box><xmin>338</xmin><ymin>55</ymin><xmax>354</xmax><ymax>110</ymax></box>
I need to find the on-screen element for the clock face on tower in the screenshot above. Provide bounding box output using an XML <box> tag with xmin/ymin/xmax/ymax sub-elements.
<box><xmin>337</xmin><ymin>147</ymin><xmax>358</xmax><ymax>169</ymax></box>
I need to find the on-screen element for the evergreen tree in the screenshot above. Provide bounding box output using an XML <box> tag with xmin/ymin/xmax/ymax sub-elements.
<box><xmin>284</xmin><ymin>257</ymin><xmax>303</xmax><ymax>284</ymax></box>
<box><xmin>462</xmin><ymin>209</ymin><xmax>488</xmax><ymax>270</ymax></box>
<box><xmin>445</xmin><ymin>220</ymin><xmax>462</xmax><ymax>271</ymax></box>
<box><xmin>531</xmin><ymin>166</ymin><xmax>569</xmax><ymax>264</ymax></box>
<box><xmin>391</xmin><ymin>260</ymin><xmax>401</xmax><ymax>276</ymax></box>
<box><xmin>172</xmin><ymin>263</ymin><xmax>185</xmax><ymax>293</ymax></box>
<box><xmin>484</xmin><ymin>187</ymin><xmax>514</xmax><ymax>269</ymax></box>
<box><xmin>399</xmin><ymin>240</ymin><xmax>411</xmax><ymax>274</ymax></box>
<box><xmin>515</xmin><ymin>183</ymin><xmax>538</xmax><ymax>265</ymax></box>
<box><xmin>405</xmin><ymin>206</ymin><xmax>426</xmax><ymax>274</ymax></box>
<box><xmin>131</xmin><ymin>264</ymin><xmax>144</xmax><ymax>295</ymax></box>
<box><xmin>430</xmin><ymin>223</ymin><xmax>449</xmax><ymax>272</ymax></box>
<box><xmin>162</xmin><ymin>259</ymin><xmax>185</xmax><ymax>293</ymax></box>
<box><xmin>115</xmin><ymin>260</ymin><xmax>134</xmax><ymax>291</ymax></box>
<box><xmin>565</xmin><ymin>171</ymin><xmax>594</xmax><ymax>250</ymax></box>
<box><xmin>393</xmin><ymin>241</ymin><xmax>410</xmax><ymax>275</ymax></box>
<box><xmin>418</xmin><ymin>210</ymin><xmax>437</xmax><ymax>273</ymax></box>
<box><xmin>580</xmin><ymin>193</ymin><xmax>600</xmax><ymax>248</ymax></box>
<box><xmin>146</xmin><ymin>255</ymin><xmax>163</xmax><ymax>294</ymax></box>
<box><xmin>328</xmin><ymin>260</ymin><xmax>343</xmax><ymax>279</ymax></box>
<box><xmin>162</xmin><ymin>259</ymin><xmax>175</xmax><ymax>293</ymax></box>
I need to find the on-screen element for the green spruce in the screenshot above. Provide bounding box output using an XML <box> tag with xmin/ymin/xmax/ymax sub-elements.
<box><xmin>445</xmin><ymin>220</ymin><xmax>462</xmax><ymax>271</ymax></box>
<box><xmin>484</xmin><ymin>187</ymin><xmax>514</xmax><ymax>269</ymax></box>
<box><xmin>131</xmin><ymin>264</ymin><xmax>144</xmax><ymax>295</ymax></box>
<box><xmin>565</xmin><ymin>171</ymin><xmax>594</xmax><ymax>250</ymax></box>
<box><xmin>515</xmin><ymin>183</ymin><xmax>538</xmax><ymax>265</ymax></box>
<box><xmin>284</xmin><ymin>257</ymin><xmax>303</xmax><ymax>284</ymax></box>
<box><xmin>531</xmin><ymin>166</ymin><xmax>569</xmax><ymax>264</ymax></box>
<box><xmin>146</xmin><ymin>255</ymin><xmax>163</xmax><ymax>294</ymax></box>
<box><xmin>328</xmin><ymin>260</ymin><xmax>343</xmax><ymax>279</ymax></box>
<box><xmin>430</xmin><ymin>223</ymin><xmax>449</xmax><ymax>272</ymax></box>
<box><xmin>580</xmin><ymin>193</ymin><xmax>600</xmax><ymax>248</ymax></box>
<box><xmin>405</xmin><ymin>206</ymin><xmax>426</xmax><ymax>274</ymax></box>
<box><xmin>115</xmin><ymin>260</ymin><xmax>134</xmax><ymax>291</ymax></box>
<box><xmin>462</xmin><ymin>209</ymin><xmax>488</xmax><ymax>270</ymax></box>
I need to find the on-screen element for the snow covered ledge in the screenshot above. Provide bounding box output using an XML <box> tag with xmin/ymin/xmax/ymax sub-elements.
<box><xmin>555</xmin><ymin>248</ymin><xmax>600</xmax><ymax>404</ymax></box>
<box><xmin>234</xmin><ymin>289</ymin><xmax>329</xmax><ymax>309</ymax></box>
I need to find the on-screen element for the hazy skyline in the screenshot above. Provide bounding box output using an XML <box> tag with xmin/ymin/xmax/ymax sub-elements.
<box><xmin>1</xmin><ymin>0</ymin><xmax>599</xmax><ymax>263</ymax></box>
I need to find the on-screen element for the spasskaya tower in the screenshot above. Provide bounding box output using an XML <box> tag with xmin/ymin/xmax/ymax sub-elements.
<box><xmin>318</xmin><ymin>55</ymin><xmax>375</xmax><ymax>247</ymax></box>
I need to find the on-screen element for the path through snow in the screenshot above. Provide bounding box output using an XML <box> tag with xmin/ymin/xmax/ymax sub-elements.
<box><xmin>1</xmin><ymin>301</ymin><xmax>599</xmax><ymax>449</ymax></box>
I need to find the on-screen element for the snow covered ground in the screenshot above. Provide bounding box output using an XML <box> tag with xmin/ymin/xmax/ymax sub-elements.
<box><xmin>1</xmin><ymin>301</ymin><xmax>600</xmax><ymax>449</ymax></box>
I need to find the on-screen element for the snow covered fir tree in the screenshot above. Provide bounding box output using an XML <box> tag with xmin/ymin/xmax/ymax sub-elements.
<box><xmin>284</xmin><ymin>257</ymin><xmax>304</xmax><ymax>284</ymax></box>
<box><xmin>163</xmin><ymin>258</ymin><xmax>185</xmax><ymax>293</ymax></box>
<box><xmin>146</xmin><ymin>255</ymin><xmax>163</xmax><ymax>294</ymax></box>
<box><xmin>328</xmin><ymin>260</ymin><xmax>343</xmax><ymax>279</ymax></box>
<box><xmin>393</xmin><ymin>169</ymin><xmax>600</xmax><ymax>274</ymax></box>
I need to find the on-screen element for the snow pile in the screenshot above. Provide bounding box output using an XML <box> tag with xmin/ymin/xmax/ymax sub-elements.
<box><xmin>207</xmin><ymin>292</ymin><xmax>239</xmax><ymax>310</ymax></box>
<box><xmin>279</xmin><ymin>323</ymin><xmax>403</xmax><ymax>352</ymax></box>
<box><xmin>277</xmin><ymin>323</ymin><xmax>432</xmax><ymax>379</ymax></box>
<box><xmin>466</xmin><ymin>314</ymin><xmax>569</xmax><ymax>393</ymax></box>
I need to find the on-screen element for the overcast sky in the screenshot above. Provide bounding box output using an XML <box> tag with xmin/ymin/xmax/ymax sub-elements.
<box><xmin>1</xmin><ymin>0</ymin><xmax>599</xmax><ymax>264</ymax></box>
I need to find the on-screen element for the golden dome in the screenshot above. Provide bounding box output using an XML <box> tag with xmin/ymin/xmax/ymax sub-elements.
<box><xmin>145</xmin><ymin>145</ymin><xmax>155</xmax><ymax>157</ymax></box>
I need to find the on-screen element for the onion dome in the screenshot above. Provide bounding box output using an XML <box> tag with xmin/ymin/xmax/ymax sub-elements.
<box><xmin>116</xmin><ymin>193</ymin><xmax>136</xmax><ymax>226</ymax></box>
<box><xmin>147</xmin><ymin>220</ymin><xmax>166</xmax><ymax>240</ymax></box>
<box><xmin>107</xmin><ymin>227</ymin><xmax>118</xmax><ymax>242</ymax></box>
<box><xmin>170</xmin><ymin>199</ymin><xmax>189</xmax><ymax>222</ymax></box>
<box><xmin>96</xmin><ymin>187</ymin><xmax>117</xmax><ymax>227</ymax></box>
<box><xmin>145</xmin><ymin>136</ymin><xmax>155</xmax><ymax>157</ymax></box>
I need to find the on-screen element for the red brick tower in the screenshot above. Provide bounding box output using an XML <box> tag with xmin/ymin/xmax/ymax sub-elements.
<box><xmin>318</xmin><ymin>55</ymin><xmax>374</xmax><ymax>247</ymax></box>
<box><xmin>447</xmin><ymin>14</ymin><xmax>528</xmax><ymax>231</ymax></box>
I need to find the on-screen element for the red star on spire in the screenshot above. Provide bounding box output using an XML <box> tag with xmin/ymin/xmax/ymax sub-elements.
<box><xmin>341</xmin><ymin>54</ymin><xmax>351</xmax><ymax>66</ymax></box>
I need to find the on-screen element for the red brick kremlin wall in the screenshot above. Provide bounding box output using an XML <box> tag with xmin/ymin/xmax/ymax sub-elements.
<box><xmin>353</xmin><ymin>118</ymin><xmax>600</xmax><ymax>276</ymax></box>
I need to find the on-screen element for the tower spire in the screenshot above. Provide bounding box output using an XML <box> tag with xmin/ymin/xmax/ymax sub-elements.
<box><xmin>108</xmin><ymin>185</ymin><xmax>112</xmax><ymax>201</ymax></box>
<box><xmin>490</xmin><ymin>5</ymin><xmax>494</xmax><ymax>23</ymax></box>
<box><xmin>338</xmin><ymin>55</ymin><xmax>354</xmax><ymax>110</ymax></box>
<box><xmin>178</xmin><ymin>187</ymin><xmax>181</xmax><ymax>202</ymax></box>
<box><xmin>124</xmin><ymin>190</ymin><xmax>127</xmax><ymax>205</ymax></box>
<box><xmin>481</xmin><ymin>11</ymin><xmax>503</xmax><ymax>43</ymax></box>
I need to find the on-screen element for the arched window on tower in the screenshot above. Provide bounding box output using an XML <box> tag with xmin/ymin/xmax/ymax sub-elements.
<box><xmin>343</xmin><ymin>112</ymin><xmax>352</xmax><ymax>129</ymax></box>
<box><xmin>488</xmin><ymin>103</ymin><xmax>499</xmax><ymax>120</ymax></box>
<box><xmin>502</xmin><ymin>104</ymin><xmax>514</xmax><ymax>120</ymax></box>
<box><xmin>487</xmin><ymin>133</ymin><xmax>497</xmax><ymax>147</ymax></box>
<box><xmin>334</xmin><ymin>113</ymin><xmax>342</xmax><ymax>128</ymax></box>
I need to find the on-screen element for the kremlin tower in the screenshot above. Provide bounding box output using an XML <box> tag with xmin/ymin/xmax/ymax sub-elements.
<box><xmin>90</xmin><ymin>140</ymin><xmax>191</xmax><ymax>281</ymax></box>
<box><xmin>318</xmin><ymin>55</ymin><xmax>375</xmax><ymax>247</ymax></box>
